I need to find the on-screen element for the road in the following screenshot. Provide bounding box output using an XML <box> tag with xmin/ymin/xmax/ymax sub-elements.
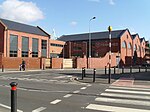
<box><xmin>0</xmin><ymin>69</ymin><xmax>150</xmax><ymax>112</ymax></box>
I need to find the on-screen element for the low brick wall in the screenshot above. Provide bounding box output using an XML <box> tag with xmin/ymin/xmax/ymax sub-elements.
<box><xmin>0</xmin><ymin>53</ymin><xmax>2</xmax><ymax>68</ymax></box>
<box><xmin>2</xmin><ymin>57</ymin><xmax>41</xmax><ymax>69</ymax></box>
<box><xmin>90</xmin><ymin>53</ymin><xmax>116</xmax><ymax>68</ymax></box>
<box><xmin>51</xmin><ymin>58</ymin><xmax>63</xmax><ymax>69</ymax></box>
<box><xmin>76</xmin><ymin>53</ymin><xmax>117</xmax><ymax>69</ymax></box>
<box><xmin>76</xmin><ymin>57</ymin><xmax>87</xmax><ymax>68</ymax></box>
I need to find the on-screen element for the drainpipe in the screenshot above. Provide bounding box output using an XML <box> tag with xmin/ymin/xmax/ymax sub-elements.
<box><xmin>6</xmin><ymin>29</ymin><xmax>8</xmax><ymax>57</ymax></box>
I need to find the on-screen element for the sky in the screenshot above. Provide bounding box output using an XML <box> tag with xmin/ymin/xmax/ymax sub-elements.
<box><xmin>0</xmin><ymin>0</ymin><xmax>150</xmax><ymax>41</ymax></box>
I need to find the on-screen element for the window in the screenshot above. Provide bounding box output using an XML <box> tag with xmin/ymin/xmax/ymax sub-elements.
<box><xmin>127</xmin><ymin>35</ymin><xmax>129</xmax><ymax>39</ymax></box>
<box><xmin>139</xmin><ymin>45</ymin><xmax>140</xmax><ymax>51</ymax></box>
<box><xmin>50</xmin><ymin>53</ymin><xmax>60</xmax><ymax>58</ymax></box>
<box><xmin>134</xmin><ymin>44</ymin><xmax>137</xmax><ymax>51</ymax></box>
<box><xmin>50</xmin><ymin>43</ymin><xmax>63</xmax><ymax>47</ymax></box>
<box><xmin>41</xmin><ymin>40</ymin><xmax>47</xmax><ymax>57</ymax></box>
<box><xmin>122</xmin><ymin>41</ymin><xmax>126</xmax><ymax>48</ymax></box>
<box><xmin>74</xmin><ymin>46</ymin><xmax>82</xmax><ymax>50</ymax></box>
<box><xmin>22</xmin><ymin>36</ymin><xmax>29</xmax><ymax>57</ymax></box>
<box><xmin>10</xmin><ymin>35</ymin><xmax>18</xmax><ymax>57</ymax></box>
<box><xmin>128</xmin><ymin>43</ymin><xmax>132</xmax><ymax>49</ymax></box>
<box><xmin>32</xmin><ymin>38</ymin><xmax>38</xmax><ymax>57</ymax></box>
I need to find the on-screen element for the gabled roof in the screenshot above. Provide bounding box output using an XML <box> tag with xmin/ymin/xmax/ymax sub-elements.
<box><xmin>140</xmin><ymin>37</ymin><xmax>145</xmax><ymax>43</ymax></box>
<box><xmin>0</xmin><ymin>18</ymin><xmax>49</xmax><ymax>37</ymax></box>
<box><xmin>58</xmin><ymin>29</ymin><xmax>127</xmax><ymax>42</ymax></box>
<box><xmin>131</xmin><ymin>34</ymin><xmax>139</xmax><ymax>39</ymax></box>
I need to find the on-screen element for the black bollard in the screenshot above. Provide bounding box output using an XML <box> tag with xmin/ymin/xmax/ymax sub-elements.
<box><xmin>145</xmin><ymin>65</ymin><xmax>147</xmax><ymax>72</ymax></box>
<box><xmin>43</xmin><ymin>64</ymin><xmax>45</xmax><ymax>70</ymax></box>
<box><xmin>130</xmin><ymin>66</ymin><xmax>132</xmax><ymax>73</ymax></box>
<box><xmin>122</xmin><ymin>66</ymin><xmax>124</xmax><ymax>74</ymax></box>
<box><xmin>10</xmin><ymin>82</ymin><xmax>18</xmax><ymax>112</ymax></box>
<box><xmin>139</xmin><ymin>65</ymin><xmax>141</xmax><ymax>72</ymax></box>
<box><xmin>2</xmin><ymin>65</ymin><xmax>4</xmax><ymax>72</ymax></box>
<box><xmin>114</xmin><ymin>66</ymin><xmax>116</xmax><ymax>74</ymax></box>
<box><xmin>93</xmin><ymin>68</ymin><xmax>96</xmax><ymax>82</ymax></box>
<box><xmin>108</xmin><ymin>67</ymin><xmax>111</xmax><ymax>84</ymax></box>
<box><xmin>82</xmin><ymin>68</ymin><xmax>84</xmax><ymax>80</ymax></box>
<box><xmin>105</xmin><ymin>66</ymin><xmax>107</xmax><ymax>75</ymax></box>
<box><xmin>83</xmin><ymin>67</ymin><xmax>86</xmax><ymax>77</ymax></box>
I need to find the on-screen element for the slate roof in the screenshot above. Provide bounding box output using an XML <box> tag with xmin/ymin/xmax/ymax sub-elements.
<box><xmin>140</xmin><ymin>37</ymin><xmax>145</xmax><ymax>42</ymax></box>
<box><xmin>131</xmin><ymin>34</ymin><xmax>138</xmax><ymax>39</ymax></box>
<box><xmin>0</xmin><ymin>18</ymin><xmax>49</xmax><ymax>37</ymax></box>
<box><xmin>58</xmin><ymin>29</ymin><xmax>127</xmax><ymax>42</ymax></box>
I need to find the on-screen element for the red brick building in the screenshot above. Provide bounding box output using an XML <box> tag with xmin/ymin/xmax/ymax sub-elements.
<box><xmin>58</xmin><ymin>29</ymin><xmax>146</xmax><ymax>67</ymax></box>
<box><xmin>0</xmin><ymin>18</ymin><xmax>50</xmax><ymax>69</ymax></box>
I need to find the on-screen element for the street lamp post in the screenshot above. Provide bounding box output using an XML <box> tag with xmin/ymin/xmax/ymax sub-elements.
<box><xmin>108</xmin><ymin>26</ymin><xmax>112</xmax><ymax>84</ymax></box>
<box><xmin>89</xmin><ymin>17</ymin><xmax>96</xmax><ymax>68</ymax></box>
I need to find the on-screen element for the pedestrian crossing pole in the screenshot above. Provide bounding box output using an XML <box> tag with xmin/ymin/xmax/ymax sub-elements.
<box><xmin>108</xmin><ymin>26</ymin><xmax>112</xmax><ymax>84</ymax></box>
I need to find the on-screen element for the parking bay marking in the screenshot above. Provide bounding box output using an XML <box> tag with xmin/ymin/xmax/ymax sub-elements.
<box><xmin>50</xmin><ymin>99</ymin><xmax>61</xmax><ymax>104</ymax></box>
<box><xmin>63</xmin><ymin>94</ymin><xmax>72</xmax><ymax>98</ymax></box>
<box><xmin>80</xmin><ymin>87</ymin><xmax>87</xmax><ymax>90</ymax></box>
<box><xmin>32</xmin><ymin>107</ymin><xmax>46</xmax><ymax>112</ymax></box>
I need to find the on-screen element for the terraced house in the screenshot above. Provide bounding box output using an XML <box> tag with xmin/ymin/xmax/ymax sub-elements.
<box><xmin>58</xmin><ymin>29</ymin><xmax>146</xmax><ymax>68</ymax></box>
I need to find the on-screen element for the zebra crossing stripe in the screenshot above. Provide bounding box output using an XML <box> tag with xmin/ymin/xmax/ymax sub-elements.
<box><xmin>110</xmin><ymin>86</ymin><xmax>150</xmax><ymax>91</ymax></box>
<box><xmin>95</xmin><ymin>97</ymin><xmax>150</xmax><ymax>106</ymax></box>
<box><xmin>105</xmin><ymin>89</ymin><xmax>150</xmax><ymax>95</ymax></box>
<box><xmin>101</xmin><ymin>93</ymin><xmax>150</xmax><ymax>100</ymax></box>
<box><xmin>86</xmin><ymin>104</ymin><xmax>150</xmax><ymax>112</ymax></box>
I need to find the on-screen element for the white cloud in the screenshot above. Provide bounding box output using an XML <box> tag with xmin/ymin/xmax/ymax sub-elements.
<box><xmin>88</xmin><ymin>0</ymin><xmax>100</xmax><ymax>3</ymax></box>
<box><xmin>70</xmin><ymin>21</ymin><xmax>77</xmax><ymax>26</ymax></box>
<box><xmin>0</xmin><ymin>0</ymin><xmax>44</xmax><ymax>23</ymax></box>
<box><xmin>109</xmin><ymin>0</ymin><xmax>115</xmax><ymax>5</ymax></box>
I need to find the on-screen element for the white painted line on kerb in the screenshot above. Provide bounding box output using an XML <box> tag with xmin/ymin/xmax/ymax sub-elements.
<box><xmin>0</xmin><ymin>103</ymin><xmax>23</xmax><ymax>112</ymax></box>
<box><xmin>63</xmin><ymin>94</ymin><xmax>72</xmax><ymax>98</ymax></box>
<box><xmin>32</xmin><ymin>107</ymin><xmax>46</xmax><ymax>112</ymax></box>
<box><xmin>101</xmin><ymin>93</ymin><xmax>150</xmax><ymax>100</ymax></box>
<box><xmin>110</xmin><ymin>86</ymin><xmax>150</xmax><ymax>91</ymax></box>
<box><xmin>95</xmin><ymin>97</ymin><xmax>150</xmax><ymax>106</ymax></box>
<box><xmin>80</xmin><ymin>87</ymin><xmax>87</xmax><ymax>90</ymax></box>
<box><xmin>50</xmin><ymin>99</ymin><xmax>61</xmax><ymax>104</ymax></box>
<box><xmin>73</xmin><ymin>90</ymin><xmax>80</xmax><ymax>93</ymax></box>
<box><xmin>86</xmin><ymin>104</ymin><xmax>150</xmax><ymax>112</ymax></box>
<box><xmin>105</xmin><ymin>89</ymin><xmax>150</xmax><ymax>95</ymax></box>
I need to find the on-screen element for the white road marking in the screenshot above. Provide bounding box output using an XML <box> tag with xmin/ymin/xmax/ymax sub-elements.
<box><xmin>110</xmin><ymin>86</ymin><xmax>150</xmax><ymax>91</ymax></box>
<box><xmin>86</xmin><ymin>104</ymin><xmax>150</xmax><ymax>112</ymax></box>
<box><xmin>0</xmin><ymin>103</ymin><xmax>23</xmax><ymax>112</ymax></box>
<box><xmin>50</xmin><ymin>99</ymin><xmax>61</xmax><ymax>104</ymax></box>
<box><xmin>105</xmin><ymin>89</ymin><xmax>150</xmax><ymax>95</ymax></box>
<box><xmin>73</xmin><ymin>90</ymin><xmax>80</xmax><ymax>93</ymax></box>
<box><xmin>80</xmin><ymin>87</ymin><xmax>87</xmax><ymax>90</ymax></box>
<box><xmin>63</xmin><ymin>94</ymin><xmax>72</xmax><ymax>98</ymax></box>
<box><xmin>32</xmin><ymin>107</ymin><xmax>46</xmax><ymax>112</ymax></box>
<box><xmin>54</xmin><ymin>76</ymin><xmax>66</xmax><ymax>79</ymax></box>
<box><xmin>95</xmin><ymin>97</ymin><xmax>150</xmax><ymax>106</ymax></box>
<box><xmin>101</xmin><ymin>93</ymin><xmax>150</xmax><ymax>100</ymax></box>
<box><xmin>87</xmin><ymin>84</ymin><xmax>92</xmax><ymax>87</ymax></box>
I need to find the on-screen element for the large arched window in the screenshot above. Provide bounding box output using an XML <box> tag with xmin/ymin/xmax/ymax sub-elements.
<box><xmin>122</xmin><ymin>41</ymin><xmax>126</xmax><ymax>48</ymax></box>
<box><xmin>128</xmin><ymin>43</ymin><xmax>132</xmax><ymax>49</ymax></box>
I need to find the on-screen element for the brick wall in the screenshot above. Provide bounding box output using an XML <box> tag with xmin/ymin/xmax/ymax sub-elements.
<box><xmin>2</xmin><ymin>57</ymin><xmax>41</xmax><ymax>69</ymax></box>
<box><xmin>76</xmin><ymin>53</ymin><xmax>117</xmax><ymax>69</ymax></box>
<box><xmin>51</xmin><ymin>58</ymin><xmax>63</xmax><ymax>69</ymax></box>
<box><xmin>0</xmin><ymin>53</ymin><xmax>2</xmax><ymax>68</ymax></box>
<box><xmin>76</xmin><ymin>57</ymin><xmax>87</xmax><ymax>68</ymax></box>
